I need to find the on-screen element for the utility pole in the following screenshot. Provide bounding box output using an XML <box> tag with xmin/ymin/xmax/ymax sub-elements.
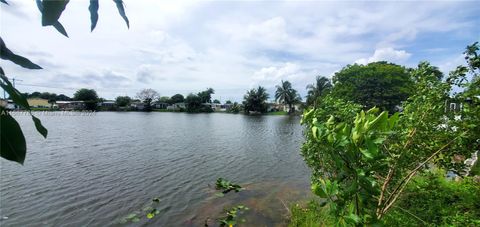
<box><xmin>12</xmin><ymin>78</ymin><xmax>23</xmax><ymax>109</ymax></box>
<box><xmin>12</xmin><ymin>78</ymin><xmax>23</xmax><ymax>88</ymax></box>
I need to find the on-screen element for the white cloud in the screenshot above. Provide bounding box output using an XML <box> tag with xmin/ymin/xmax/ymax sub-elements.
<box><xmin>355</xmin><ymin>48</ymin><xmax>412</xmax><ymax>65</ymax></box>
<box><xmin>1</xmin><ymin>0</ymin><xmax>478</xmax><ymax>102</ymax></box>
<box><xmin>252</xmin><ymin>62</ymin><xmax>300</xmax><ymax>83</ymax></box>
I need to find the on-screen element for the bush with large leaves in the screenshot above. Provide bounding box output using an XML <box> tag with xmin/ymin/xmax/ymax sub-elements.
<box><xmin>301</xmin><ymin>42</ymin><xmax>480</xmax><ymax>225</ymax></box>
<box><xmin>0</xmin><ymin>0</ymin><xmax>129</xmax><ymax>164</ymax></box>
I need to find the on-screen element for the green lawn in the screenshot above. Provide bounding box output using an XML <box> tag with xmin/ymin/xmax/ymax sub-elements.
<box><xmin>266</xmin><ymin>111</ymin><xmax>288</xmax><ymax>115</ymax></box>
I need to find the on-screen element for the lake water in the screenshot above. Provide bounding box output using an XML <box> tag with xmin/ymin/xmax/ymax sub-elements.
<box><xmin>0</xmin><ymin>112</ymin><xmax>312</xmax><ymax>226</ymax></box>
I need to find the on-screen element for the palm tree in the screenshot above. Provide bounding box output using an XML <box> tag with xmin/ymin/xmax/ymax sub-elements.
<box><xmin>306</xmin><ymin>76</ymin><xmax>332</xmax><ymax>107</ymax></box>
<box><xmin>243</xmin><ymin>86</ymin><xmax>269</xmax><ymax>114</ymax></box>
<box><xmin>275</xmin><ymin>80</ymin><xmax>301</xmax><ymax>114</ymax></box>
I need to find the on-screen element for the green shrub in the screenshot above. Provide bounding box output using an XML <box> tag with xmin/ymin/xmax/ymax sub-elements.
<box><xmin>289</xmin><ymin>200</ymin><xmax>332</xmax><ymax>227</ymax></box>
<box><xmin>384</xmin><ymin>170</ymin><xmax>480</xmax><ymax>226</ymax></box>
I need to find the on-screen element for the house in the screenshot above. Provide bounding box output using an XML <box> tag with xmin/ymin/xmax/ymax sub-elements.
<box><xmin>211</xmin><ymin>103</ymin><xmax>233</xmax><ymax>112</ymax></box>
<box><xmin>267</xmin><ymin>102</ymin><xmax>284</xmax><ymax>112</ymax></box>
<box><xmin>444</xmin><ymin>97</ymin><xmax>479</xmax><ymax>113</ymax></box>
<box><xmin>98</xmin><ymin>101</ymin><xmax>116</xmax><ymax>108</ymax></box>
<box><xmin>27</xmin><ymin>98</ymin><xmax>50</xmax><ymax>108</ymax></box>
<box><xmin>211</xmin><ymin>103</ymin><xmax>222</xmax><ymax>111</ymax></box>
<box><xmin>130</xmin><ymin>102</ymin><xmax>145</xmax><ymax>110</ymax></box>
<box><xmin>56</xmin><ymin>101</ymin><xmax>85</xmax><ymax>110</ymax></box>
<box><xmin>167</xmin><ymin>102</ymin><xmax>186</xmax><ymax>111</ymax></box>
<box><xmin>0</xmin><ymin>99</ymin><xmax>16</xmax><ymax>110</ymax></box>
<box><xmin>153</xmin><ymin>102</ymin><xmax>169</xmax><ymax>109</ymax></box>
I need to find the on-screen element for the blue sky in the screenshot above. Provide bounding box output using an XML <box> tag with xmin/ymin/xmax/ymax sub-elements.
<box><xmin>1</xmin><ymin>0</ymin><xmax>479</xmax><ymax>102</ymax></box>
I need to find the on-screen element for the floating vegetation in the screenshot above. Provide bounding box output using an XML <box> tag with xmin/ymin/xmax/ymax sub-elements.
<box><xmin>120</xmin><ymin>213</ymin><xmax>140</xmax><ymax>223</ymax></box>
<box><xmin>218</xmin><ymin>205</ymin><xmax>249</xmax><ymax>227</ymax></box>
<box><xmin>118</xmin><ymin>197</ymin><xmax>162</xmax><ymax>224</ymax></box>
<box><xmin>146</xmin><ymin>208</ymin><xmax>160</xmax><ymax>219</ymax></box>
<box><xmin>215</xmin><ymin>178</ymin><xmax>243</xmax><ymax>194</ymax></box>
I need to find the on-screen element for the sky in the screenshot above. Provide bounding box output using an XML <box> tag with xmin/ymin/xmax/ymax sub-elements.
<box><xmin>1</xmin><ymin>0</ymin><xmax>479</xmax><ymax>102</ymax></box>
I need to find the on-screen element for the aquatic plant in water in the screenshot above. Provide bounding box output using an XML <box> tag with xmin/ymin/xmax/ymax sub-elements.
<box><xmin>215</xmin><ymin>178</ymin><xmax>243</xmax><ymax>194</ymax></box>
<box><xmin>118</xmin><ymin>197</ymin><xmax>161</xmax><ymax>224</ymax></box>
<box><xmin>216</xmin><ymin>205</ymin><xmax>249</xmax><ymax>227</ymax></box>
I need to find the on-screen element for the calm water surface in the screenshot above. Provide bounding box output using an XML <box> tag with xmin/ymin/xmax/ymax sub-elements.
<box><xmin>0</xmin><ymin>112</ymin><xmax>311</xmax><ymax>226</ymax></box>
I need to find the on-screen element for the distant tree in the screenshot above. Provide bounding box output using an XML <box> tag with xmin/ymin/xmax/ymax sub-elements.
<box><xmin>243</xmin><ymin>86</ymin><xmax>269</xmax><ymax>114</ymax></box>
<box><xmin>185</xmin><ymin>93</ymin><xmax>207</xmax><ymax>113</ymax></box>
<box><xmin>73</xmin><ymin>88</ymin><xmax>98</xmax><ymax>110</ymax></box>
<box><xmin>115</xmin><ymin>96</ymin><xmax>132</xmax><ymax>107</ymax></box>
<box><xmin>275</xmin><ymin>80</ymin><xmax>302</xmax><ymax>114</ymax></box>
<box><xmin>227</xmin><ymin>102</ymin><xmax>241</xmax><ymax>114</ymax></box>
<box><xmin>332</xmin><ymin>62</ymin><xmax>413</xmax><ymax>112</ymax></box>
<box><xmin>197</xmin><ymin>88</ymin><xmax>215</xmax><ymax>103</ymax></box>
<box><xmin>28</xmin><ymin>91</ymin><xmax>41</xmax><ymax>98</ymax></box>
<box><xmin>56</xmin><ymin>94</ymin><xmax>71</xmax><ymax>101</ymax></box>
<box><xmin>225</xmin><ymin>100</ymin><xmax>232</xmax><ymax>104</ymax></box>
<box><xmin>306</xmin><ymin>76</ymin><xmax>332</xmax><ymax>107</ymax></box>
<box><xmin>213</xmin><ymin>99</ymin><xmax>221</xmax><ymax>104</ymax></box>
<box><xmin>169</xmin><ymin>94</ymin><xmax>185</xmax><ymax>104</ymax></box>
<box><xmin>411</xmin><ymin>61</ymin><xmax>443</xmax><ymax>81</ymax></box>
<box><xmin>136</xmin><ymin>88</ymin><xmax>159</xmax><ymax>111</ymax></box>
<box><xmin>40</xmin><ymin>92</ymin><xmax>55</xmax><ymax>100</ymax></box>
<box><xmin>158</xmin><ymin>96</ymin><xmax>171</xmax><ymax>103</ymax></box>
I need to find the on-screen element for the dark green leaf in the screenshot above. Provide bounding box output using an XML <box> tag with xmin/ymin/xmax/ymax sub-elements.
<box><xmin>0</xmin><ymin>37</ymin><xmax>42</xmax><ymax>69</ymax></box>
<box><xmin>359</xmin><ymin>148</ymin><xmax>374</xmax><ymax>159</ymax></box>
<box><xmin>41</xmin><ymin>0</ymin><xmax>69</xmax><ymax>26</ymax></box>
<box><xmin>1</xmin><ymin>0</ymin><xmax>8</xmax><ymax>5</ymax></box>
<box><xmin>0</xmin><ymin>74</ymin><xmax>31</xmax><ymax>110</ymax></box>
<box><xmin>35</xmin><ymin>0</ymin><xmax>43</xmax><ymax>12</ymax></box>
<box><xmin>53</xmin><ymin>21</ymin><xmax>69</xmax><ymax>37</ymax></box>
<box><xmin>0</xmin><ymin>111</ymin><xmax>27</xmax><ymax>164</ymax></box>
<box><xmin>113</xmin><ymin>0</ymin><xmax>129</xmax><ymax>28</ymax></box>
<box><xmin>31</xmin><ymin>115</ymin><xmax>48</xmax><ymax>138</ymax></box>
<box><xmin>89</xmin><ymin>0</ymin><xmax>99</xmax><ymax>31</ymax></box>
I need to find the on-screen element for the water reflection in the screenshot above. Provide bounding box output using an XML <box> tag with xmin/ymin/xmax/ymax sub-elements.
<box><xmin>0</xmin><ymin>112</ymin><xmax>310</xmax><ymax>226</ymax></box>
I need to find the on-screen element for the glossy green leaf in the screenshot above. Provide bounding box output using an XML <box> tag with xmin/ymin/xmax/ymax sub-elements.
<box><xmin>311</xmin><ymin>126</ymin><xmax>318</xmax><ymax>139</ymax></box>
<box><xmin>359</xmin><ymin>148</ymin><xmax>374</xmax><ymax>159</ymax></box>
<box><xmin>53</xmin><ymin>21</ymin><xmax>69</xmax><ymax>37</ymax></box>
<box><xmin>41</xmin><ymin>0</ymin><xmax>69</xmax><ymax>26</ymax></box>
<box><xmin>113</xmin><ymin>0</ymin><xmax>129</xmax><ymax>28</ymax></box>
<box><xmin>1</xmin><ymin>0</ymin><xmax>8</xmax><ymax>5</ymax></box>
<box><xmin>367</xmin><ymin>111</ymin><xmax>388</xmax><ymax>130</ymax></box>
<box><xmin>31</xmin><ymin>115</ymin><xmax>48</xmax><ymax>138</ymax></box>
<box><xmin>345</xmin><ymin>213</ymin><xmax>361</xmax><ymax>224</ymax></box>
<box><xmin>89</xmin><ymin>0</ymin><xmax>99</xmax><ymax>31</ymax></box>
<box><xmin>0</xmin><ymin>37</ymin><xmax>42</xmax><ymax>69</ymax></box>
<box><xmin>388</xmin><ymin>112</ymin><xmax>399</xmax><ymax>129</ymax></box>
<box><xmin>311</xmin><ymin>182</ymin><xmax>327</xmax><ymax>198</ymax></box>
<box><xmin>0</xmin><ymin>111</ymin><xmax>27</xmax><ymax>164</ymax></box>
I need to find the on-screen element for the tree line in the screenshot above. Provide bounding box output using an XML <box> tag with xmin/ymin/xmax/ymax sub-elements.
<box><xmin>18</xmin><ymin>60</ymin><xmax>418</xmax><ymax>115</ymax></box>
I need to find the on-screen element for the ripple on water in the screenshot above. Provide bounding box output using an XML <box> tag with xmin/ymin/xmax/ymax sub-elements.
<box><xmin>0</xmin><ymin>113</ymin><xmax>310</xmax><ymax>226</ymax></box>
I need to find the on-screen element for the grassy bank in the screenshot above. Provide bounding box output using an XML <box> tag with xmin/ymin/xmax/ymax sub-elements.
<box><xmin>288</xmin><ymin>171</ymin><xmax>480</xmax><ymax>226</ymax></box>
<box><xmin>266</xmin><ymin>111</ymin><xmax>288</xmax><ymax>115</ymax></box>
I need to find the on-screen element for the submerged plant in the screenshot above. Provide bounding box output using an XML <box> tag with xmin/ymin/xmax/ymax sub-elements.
<box><xmin>218</xmin><ymin>205</ymin><xmax>249</xmax><ymax>227</ymax></box>
<box><xmin>118</xmin><ymin>197</ymin><xmax>161</xmax><ymax>224</ymax></box>
<box><xmin>215</xmin><ymin>178</ymin><xmax>243</xmax><ymax>194</ymax></box>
